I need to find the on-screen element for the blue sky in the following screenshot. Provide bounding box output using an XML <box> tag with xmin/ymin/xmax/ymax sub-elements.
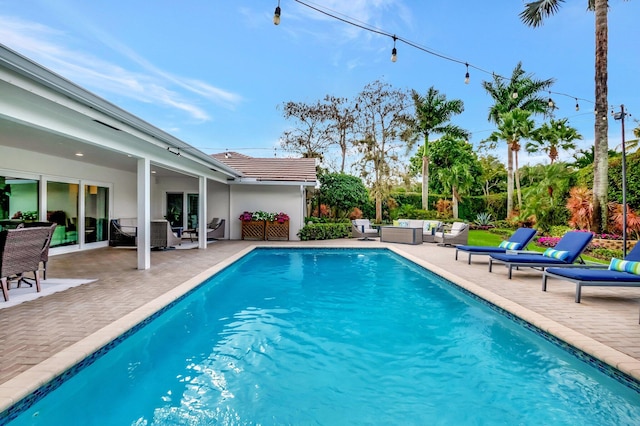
<box><xmin>1</xmin><ymin>0</ymin><xmax>639</xmax><ymax>171</ymax></box>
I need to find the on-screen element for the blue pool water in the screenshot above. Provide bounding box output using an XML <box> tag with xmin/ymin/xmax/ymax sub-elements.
<box><xmin>4</xmin><ymin>248</ymin><xmax>640</xmax><ymax>425</ymax></box>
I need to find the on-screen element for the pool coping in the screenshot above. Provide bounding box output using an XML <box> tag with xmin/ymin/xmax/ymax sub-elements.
<box><xmin>1</xmin><ymin>243</ymin><xmax>639</xmax><ymax>417</ymax></box>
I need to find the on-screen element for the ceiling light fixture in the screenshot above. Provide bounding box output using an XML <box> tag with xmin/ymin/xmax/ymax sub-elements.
<box><xmin>464</xmin><ymin>63</ymin><xmax>470</xmax><ymax>84</ymax></box>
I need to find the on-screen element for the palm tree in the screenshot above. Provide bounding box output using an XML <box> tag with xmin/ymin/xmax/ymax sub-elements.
<box><xmin>410</xmin><ymin>87</ymin><xmax>469</xmax><ymax>211</ymax></box>
<box><xmin>482</xmin><ymin>62</ymin><xmax>554</xmax><ymax>218</ymax></box>
<box><xmin>437</xmin><ymin>163</ymin><xmax>474</xmax><ymax>219</ymax></box>
<box><xmin>526</xmin><ymin>118</ymin><xmax>583</xmax><ymax>164</ymax></box>
<box><xmin>520</xmin><ymin>0</ymin><xmax>626</xmax><ymax>231</ymax></box>
<box><xmin>484</xmin><ymin>109</ymin><xmax>535</xmax><ymax>217</ymax></box>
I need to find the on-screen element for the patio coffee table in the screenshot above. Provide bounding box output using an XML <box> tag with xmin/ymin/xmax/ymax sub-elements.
<box><xmin>380</xmin><ymin>226</ymin><xmax>423</xmax><ymax>245</ymax></box>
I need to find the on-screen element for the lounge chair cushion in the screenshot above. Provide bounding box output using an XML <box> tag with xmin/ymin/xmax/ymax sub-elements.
<box><xmin>543</xmin><ymin>248</ymin><xmax>571</xmax><ymax>261</ymax></box>
<box><xmin>499</xmin><ymin>241</ymin><xmax>521</xmax><ymax>250</ymax></box>
<box><xmin>608</xmin><ymin>258</ymin><xmax>640</xmax><ymax>275</ymax></box>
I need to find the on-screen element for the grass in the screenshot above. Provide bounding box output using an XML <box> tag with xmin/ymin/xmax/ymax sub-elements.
<box><xmin>468</xmin><ymin>229</ymin><xmax>607</xmax><ymax>264</ymax></box>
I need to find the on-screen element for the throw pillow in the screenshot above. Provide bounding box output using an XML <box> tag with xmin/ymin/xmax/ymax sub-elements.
<box><xmin>542</xmin><ymin>248</ymin><xmax>571</xmax><ymax>261</ymax></box>
<box><xmin>609</xmin><ymin>258</ymin><xmax>640</xmax><ymax>275</ymax></box>
<box><xmin>498</xmin><ymin>241</ymin><xmax>521</xmax><ymax>250</ymax></box>
<box><xmin>393</xmin><ymin>220</ymin><xmax>399</xmax><ymax>227</ymax></box>
<box><xmin>398</xmin><ymin>220</ymin><xmax>409</xmax><ymax>228</ymax></box>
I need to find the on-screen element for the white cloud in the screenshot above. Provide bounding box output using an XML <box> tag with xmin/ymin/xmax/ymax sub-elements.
<box><xmin>0</xmin><ymin>15</ymin><xmax>242</xmax><ymax>122</ymax></box>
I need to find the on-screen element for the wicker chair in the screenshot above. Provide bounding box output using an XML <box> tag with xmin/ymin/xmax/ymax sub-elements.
<box><xmin>206</xmin><ymin>219</ymin><xmax>225</xmax><ymax>240</ymax></box>
<box><xmin>109</xmin><ymin>219</ymin><xmax>137</xmax><ymax>247</ymax></box>
<box><xmin>434</xmin><ymin>222</ymin><xmax>469</xmax><ymax>247</ymax></box>
<box><xmin>150</xmin><ymin>220</ymin><xmax>182</xmax><ymax>250</ymax></box>
<box><xmin>19</xmin><ymin>222</ymin><xmax>57</xmax><ymax>283</ymax></box>
<box><xmin>0</xmin><ymin>226</ymin><xmax>52</xmax><ymax>301</ymax></box>
<box><xmin>351</xmin><ymin>219</ymin><xmax>379</xmax><ymax>240</ymax></box>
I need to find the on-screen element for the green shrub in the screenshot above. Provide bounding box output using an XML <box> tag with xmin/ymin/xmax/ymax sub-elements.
<box><xmin>549</xmin><ymin>225</ymin><xmax>573</xmax><ymax>237</ymax></box>
<box><xmin>297</xmin><ymin>223</ymin><xmax>351</xmax><ymax>240</ymax></box>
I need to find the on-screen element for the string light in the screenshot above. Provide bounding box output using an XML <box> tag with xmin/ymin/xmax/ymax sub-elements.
<box><xmin>279</xmin><ymin>0</ymin><xmax>597</xmax><ymax>109</ymax></box>
<box><xmin>391</xmin><ymin>35</ymin><xmax>397</xmax><ymax>62</ymax></box>
<box><xmin>273</xmin><ymin>0</ymin><xmax>281</xmax><ymax>25</ymax></box>
<box><xmin>548</xmin><ymin>92</ymin><xmax>555</xmax><ymax>108</ymax></box>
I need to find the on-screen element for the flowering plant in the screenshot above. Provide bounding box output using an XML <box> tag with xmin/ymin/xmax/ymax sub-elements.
<box><xmin>274</xmin><ymin>212</ymin><xmax>290</xmax><ymax>223</ymax></box>
<box><xmin>238</xmin><ymin>211</ymin><xmax>254</xmax><ymax>221</ymax></box>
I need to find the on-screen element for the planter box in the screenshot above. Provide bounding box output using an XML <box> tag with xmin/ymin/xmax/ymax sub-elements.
<box><xmin>266</xmin><ymin>220</ymin><xmax>289</xmax><ymax>241</ymax></box>
<box><xmin>241</xmin><ymin>220</ymin><xmax>265</xmax><ymax>240</ymax></box>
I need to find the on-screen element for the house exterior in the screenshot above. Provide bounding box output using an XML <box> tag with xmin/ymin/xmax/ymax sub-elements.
<box><xmin>0</xmin><ymin>44</ymin><xmax>316</xmax><ymax>269</ymax></box>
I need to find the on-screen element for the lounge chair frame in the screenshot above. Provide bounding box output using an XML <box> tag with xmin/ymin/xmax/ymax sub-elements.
<box><xmin>455</xmin><ymin>228</ymin><xmax>537</xmax><ymax>264</ymax></box>
<box><xmin>541</xmin><ymin>243</ymin><xmax>640</xmax><ymax>302</ymax></box>
<box><xmin>488</xmin><ymin>231</ymin><xmax>593</xmax><ymax>279</ymax></box>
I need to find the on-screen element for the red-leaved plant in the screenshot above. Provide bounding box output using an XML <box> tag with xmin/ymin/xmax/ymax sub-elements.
<box><xmin>566</xmin><ymin>186</ymin><xmax>593</xmax><ymax>231</ymax></box>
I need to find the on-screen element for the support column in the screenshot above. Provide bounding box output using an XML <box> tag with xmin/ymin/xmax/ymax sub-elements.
<box><xmin>137</xmin><ymin>158</ymin><xmax>151</xmax><ymax>270</ymax></box>
<box><xmin>199</xmin><ymin>176</ymin><xmax>207</xmax><ymax>249</ymax></box>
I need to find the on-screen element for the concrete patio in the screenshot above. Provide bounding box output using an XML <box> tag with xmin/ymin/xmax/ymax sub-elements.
<box><xmin>1</xmin><ymin>238</ymin><xmax>640</xmax><ymax>411</ymax></box>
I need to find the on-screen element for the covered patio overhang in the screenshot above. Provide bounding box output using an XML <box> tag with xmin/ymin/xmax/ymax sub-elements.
<box><xmin>0</xmin><ymin>44</ymin><xmax>243</xmax><ymax>269</ymax></box>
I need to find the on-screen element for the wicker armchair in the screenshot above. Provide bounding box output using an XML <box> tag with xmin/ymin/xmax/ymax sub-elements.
<box><xmin>206</xmin><ymin>219</ymin><xmax>225</xmax><ymax>240</ymax></box>
<box><xmin>434</xmin><ymin>222</ymin><xmax>469</xmax><ymax>247</ymax></box>
<box><xmin>1</xmin><ymin>226</ymin><xmax>52</xmax><ymax>301</ymax></box>
<box><xmin>351</xmin><ymin>219</ymin><xmax>379</xmax><ymax>240</ymax></box>
<box><xmin>109</xmin><ymin>219</ymin><xmax>137</xmax><ymax>247</ymax></box>
<box><xmin>150</xmin><ymin>220</ymin><xmax>182</xmax><ymax>250</ymax></box>
<box><xmin>20</xmin><ymin>222</ymin><xmax>57</xmax><ymax>281</ymax></box>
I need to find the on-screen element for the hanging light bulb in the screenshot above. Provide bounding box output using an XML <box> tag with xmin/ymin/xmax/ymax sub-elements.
<box><xmin>391</xmin><ymin>35</ymin><xmax>397</xmax><ymax>62</ymax></box>
<box><xmin>511</xmin><ymin>91</ymin><xmax>518</xmax><ymax>99</ymax></box>
<box><xmin>273</xmin><ymin>1</ymin><xmax>281</xmax><ymax>25</ymax></box>
<box><xmin>575</xmin><ymin>99</ymin><xmax>580</xmax><ymax>111</ymax></box>
<box><xmin>464</xmin><ymin>63</ymin><xmax>470</xmax><ymax>84</ymax></box>
<box><xmin>548</xmin><ymin>98</ymin><xmax>554</xmax><ymax>108</ymax></box>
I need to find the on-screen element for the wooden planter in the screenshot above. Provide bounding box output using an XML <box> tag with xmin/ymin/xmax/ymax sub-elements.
<box><xmin>241</xmin><ymin>220</ymin><xmax>265</xmax><ymax>240</ymax></box>
<box><xmin>266</xmin><ymin>220</ymin><xmax>289</xmax><ymax>241</ymax></box>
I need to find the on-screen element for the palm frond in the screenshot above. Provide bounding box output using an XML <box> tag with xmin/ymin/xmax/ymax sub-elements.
<box><xmin>520</xmin><ymin>0</ymin><xmax>565</xmax><ymax>28</ymax></box>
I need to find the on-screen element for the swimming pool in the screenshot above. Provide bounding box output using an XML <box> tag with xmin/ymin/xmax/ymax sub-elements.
<box><xmin>3</xmin><ymin>248</ymin><xmax>640</xmax><ymax>424</ymax></box>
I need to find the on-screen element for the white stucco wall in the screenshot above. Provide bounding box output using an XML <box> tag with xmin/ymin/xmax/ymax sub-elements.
<box><xmin>229</xmin><ymin>184</ymin><xmax>305</xmax><ymax>240</ymax></box>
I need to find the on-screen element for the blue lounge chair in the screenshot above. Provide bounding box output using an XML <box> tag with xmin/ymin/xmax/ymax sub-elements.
<box><xmin>542</xmin><ymin>243</ymin><xmax>640</xmax><ymax>303</ymax></box>
<box><xmin>455</xmin><ymin>227</ymin><xmax>537</xmax><ymax>264</ymax></box>
<box><xmin>488</xmin><ymin>231</ymin><xmax>594</xmax><ymax>279</ymax></box>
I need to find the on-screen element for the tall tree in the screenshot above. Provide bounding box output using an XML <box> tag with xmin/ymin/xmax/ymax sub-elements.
<box><xmin>484</xmin><ymin>109</ymin><xmax>535</xmax><ymax>216</ymax></box>
<box><xmin>520</xmin><ymin>0</ymin><xmax>625</xmax><ymax>231</ymax></box>
<box><xmin>526</xmin><ymin>118</ymin><xmax>583</xmax><ymax>164</ymax></box>
<box><xmin>278</xmin><ymin>99</ymin><xmax>331</xmax><ymax>159</ymax></box>
<box><xmin>409</xmin><ymin>87</ymin><xmax>469</xmax><ymax>211</ymax></box>
<box><xmin>479</xmin><ymin>154</ymin><xmax>507</xmax><ymax>198</ymax></box>
<box><xmin>323</xmin><ymin>95</ymin><xmax>356</xmax><ymax>173</ymax></box>
<box><xmin>482</xmin><ymin>62</ymin><xmax>554</xmax><ymax>218</ymax></box>
<box><xmin>353</xmin><ymin>80</ymin><xmax>413</xmax><ymax>222</ymax></box>
<box><xmin>430</xmin><ymin>136</ymin><xmax>480</xmax><ymax>218</ymax></box>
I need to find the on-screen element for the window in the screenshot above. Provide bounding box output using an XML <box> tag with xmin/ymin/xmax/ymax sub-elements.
<box><xmin>47</xmin><ymin>181</ymin><xmax>79</xmax><ymax>247</ymax></box>
<box><xmin>0</xmin><ymin>176</ymin><xmax>39</xmax><ymax>231</ymax></box>
<box><xmin>85</xmin><ymin>185</ymin><xmax>109</xmax><ymax>243</ymax></box>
